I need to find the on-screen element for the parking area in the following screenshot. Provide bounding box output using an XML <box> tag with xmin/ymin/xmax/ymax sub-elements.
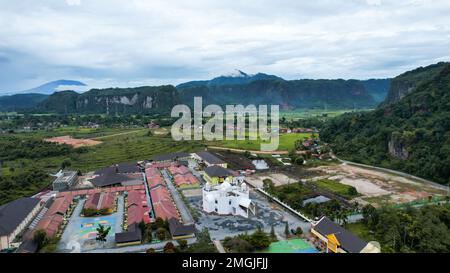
<box><xmin>186</xmin><ymin>189</ymin><xmax>309</xmax><ymax>241</ymax></box>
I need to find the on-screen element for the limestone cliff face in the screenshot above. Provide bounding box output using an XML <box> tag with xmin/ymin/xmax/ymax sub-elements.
<box><xmin>383</xmin><ymin>62</ymin><xmax>448</xmax><ymax>105</ymax></box>
<box><xmin>388</xmin><ymin>136</ymin><xmax>409</xmax><ymax>160</ymax></box>
<box><xmin>39</xmin><ymin>85</ymin><xmax>179</xmax><ymax>114</ymax></box>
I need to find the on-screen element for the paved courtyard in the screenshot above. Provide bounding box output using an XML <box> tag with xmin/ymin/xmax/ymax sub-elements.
<box><xmin>57</xmin><ymin>195</ymin><xmax>124</xmax><ymax>253</ymax></box>
<box><xmin>186</xmin><ymin>189</ymin><xmax>310</xmax><ymax>241</ymax></box>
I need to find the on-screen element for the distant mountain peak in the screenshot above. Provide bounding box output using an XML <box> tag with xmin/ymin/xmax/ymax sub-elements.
<box><xmin>221</xmin><ymin>70</ymin><xmax>249</xmax><ymax>78</ymax></box>
<box><xmin>18</xmin><ymin>80</ymin><xmax>87</xmax><ymax>95</ymax></box>
<box><xmin>176</xmin><ymin>71</ymin><xmax>284</xmax><ymax>89</ymax></box>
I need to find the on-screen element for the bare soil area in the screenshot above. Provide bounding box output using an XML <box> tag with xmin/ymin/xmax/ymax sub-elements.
<box><xmin>309</xmin><ymin>163</ymin><xmax>446</xmax><ymax>206</ymax></box>
<box><xmin>44</xmin><ymin>135</ymin><xmax>102</xmax><ymax>148</ymax></box>
<box><xmin>245</xmin><ymin>172</ymin><xmax>298</xmax><ymax>188</ymax></box>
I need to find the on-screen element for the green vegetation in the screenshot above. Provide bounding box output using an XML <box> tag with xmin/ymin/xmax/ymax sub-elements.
<box><xmin>33</xmin><ymin>229</ymin><xmax>59</xmax><ymax>253</ymax></box>
<box><xmin>312</xmin><ymin>179</ymin><xmax>359</xmax><ymax>199</ymax></box>
<box><xmin>0</xmin><ymin>136</ymin><xmax>80</xmax><ymax>161</ymax></box>
<box><xmin>302</xmin><ymin>199</ymin><xmax>353</xmax><ymax>225</ymax></box>
<box><xmin>280</xmin><ymin>109</ymin><xmax>367</xmax><ymax>121</ymax></box>
<box><xmin>95</xmin><ymin>224</ymin><xmax>111</xmax><ymax>245</ymax></box>
<box><xmin>352</xmin><ymin>204</ymin><xmax>450</xmax><ymax>253</ymax></box>
<box><xmin>178</xmin><ymin>78</ymin><xmax>380</xmax><ymax>109</ymax></box>
<box><xmin>223</xmin><ymin>228</ymin><xmax>272</xmax><ymax>253</ymax></box>
<box><xmin>321</xmin><ymin>62</ymin><xmax>450</xmax><ymax>184</ymax></box>
<box><xmin>184</xmin><ymin>228</ymin><xmax>217</xmax><ymax>253</ymax></box>
<box><xmin>0</xmin><ymin>127</ymin><xmax>204</xmax><ymax>205</ymax></box>
<box><xmin>268</xmin><ymin>182</ymin><xmax>312</xmax><ymax>210</ymax></box>
<box><xmin>37</xmin><ymin>85</ymin><xmax>179</xmax><ymax>115</ymax></box>
<box><xmin>0</xmin><ymin>167</ymin><xmax>50</xmax><ymax>205</ymax></box>
<box><xmin>82</xmin><ymin>207</ymin><xmax>112</xmax><ymax>217</ymax></box>
<box><xmin>208</xmin><ymin>133</ymin><xmax>314</xmax><ymax>151</ymax></box>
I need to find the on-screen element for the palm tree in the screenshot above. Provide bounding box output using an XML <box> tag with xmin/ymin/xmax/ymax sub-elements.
<box><xmin>96</xmin><ymin>224</ymin><xmax>111</xmax><ymax>247</ymax></box>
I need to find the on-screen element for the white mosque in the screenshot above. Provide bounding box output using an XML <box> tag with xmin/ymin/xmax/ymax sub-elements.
<box><xmin>202</xmin><ymin>179</ymin><xmax>256</xmax><ymax>218</ymax></box>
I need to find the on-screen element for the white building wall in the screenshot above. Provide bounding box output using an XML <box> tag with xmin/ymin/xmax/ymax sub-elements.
<box><xmin>202</xmin><ymin>185</ymin><xmax>252</xmax><ymax>218</ymax></box>
<box><xmin>0</xmin><ymin>202</ymin><xmax>41</xmax><ymax>250</ymax></box>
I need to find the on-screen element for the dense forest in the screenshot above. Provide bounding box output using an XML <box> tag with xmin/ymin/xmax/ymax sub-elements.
<box><xmin>0</xmin><ymin>113</ymin><xmax>176</xmax><ymax>131</ymax></box>
<box><xmin>178</xmin><ymin>78</ymin><xmax>387</xmax><ymax>109</ymax></box>
<box><xmin>0</xmin><ymin>137</ymin><xmax>79</xmax><ymax>161</ymax></box>
<box><xmin>0</xmin><ymin>137</ymin><xmax>84</xmax><ymax>204</ymax></box>
<box><xmin>0</xmin><ymin>93</ymin><xmax>49</xmax><ymax>111</ymax></box>
<box><xmin>321</xmin><ymin>62</ymin><xmax>450</xmax><ymax>184</ymax></box>
<box><xmin>358</xmin><ymin>204</ymin><xmax>450</xmax><ymax>253</ymax></box>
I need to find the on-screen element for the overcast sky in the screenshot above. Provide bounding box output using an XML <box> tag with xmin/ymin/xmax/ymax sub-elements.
<box><xmin>1</xmin><ymin>0</ymin><xmax>450</xmax><ymax>92</ymax></box>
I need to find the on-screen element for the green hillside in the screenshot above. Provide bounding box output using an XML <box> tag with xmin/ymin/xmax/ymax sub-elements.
<box><xmin>321</xmin><ymin>62</ymin><xmax>450</xmax><ymax>184</ymax></box>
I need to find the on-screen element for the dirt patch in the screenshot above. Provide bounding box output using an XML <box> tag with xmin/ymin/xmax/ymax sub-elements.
<box><xmin>246</xmin><ymin>173</ymin><xmax>298</xmax><ymax>188</ymax></box>
<box><xmin>309</xmin><ymin>163</ymin><xmax>446</xmax><ymax>206</ymax></box>
<box><xmin>181</xmin><ymin>188</ymin><xmax>203</xmax><ymax>198</ymax></box>
<box><xmin>44</xmin><ymin>135</ymin><xmax>102</xmax><ymax>148</ymax></box>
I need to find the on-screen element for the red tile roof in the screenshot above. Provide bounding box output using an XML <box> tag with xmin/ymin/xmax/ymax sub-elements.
<box><xmin>35</xmin><ymin>195</ymin><xmax>73</xmax><ymax>237</ymax></box>
<box><xmin>173</xmin><ymin>173</ymin><xmax>199</xmax><ymax>186</ymax></box>
<box><xmin>145</xmin><ymin>167</ymin><xmax>164</xmax><ymax>188</ymax></box>
<box><xmin>149</xmin><ymin>186</ymin><xmax>179</xmax><ymax>221</ymax></box>
<box><xmin>84</xmin><ymin>192</ymin><xmax>115</xmax><ymax>210</ymax></box>
<box><xmin>127</xmin><ymin>190</ymin><xmax>150</xmax><ymax>225</ymax></box>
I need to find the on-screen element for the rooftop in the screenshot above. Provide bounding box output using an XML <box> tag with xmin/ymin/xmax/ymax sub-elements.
<box><xmin>204</xmin><ymin>165</ymin><xmax>236</xmax><ymax>178</ymax></box>
<box><xmin>313</xmin><ymin>216</ymin><xmax>368</xmax><ymax>253</ymax></box>
<box><xmin>196</xmin><ymin>151</ymin><xmax>225</xmax><ymax>165</ymax></box>
<box><xmin>153</xmin><ymin>152</ymin><xmax>191</xmax><ymax>162</ymax></box>
<box><xmin>115</xmin><ymin>223</ymin><xmax>142</xmax><ymax>244</ymax></box>
<box><xmin>168</xmin><ymin>217</ymin><xmax>196</xmax><ymax>237</ymax></box>
<box><xmin>0</xmin><ymin>197</ymin><xmax>40</xmax><ymax>236</ymax></box>
<box><xmin>115</xmin><ymin>162</ymin><xmax>141</xmax><ymax>173</ymax></box>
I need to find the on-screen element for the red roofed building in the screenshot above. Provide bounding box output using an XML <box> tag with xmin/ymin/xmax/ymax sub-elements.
<box><xmin>173</xmin><ymin>173</ymin><xmax>199</xmax><ymax>187</ymax></box>
<box><xmin>145</xmin><ymin>167</ymin><xmax>165</xmax><ymax>188</ymax></box>
<box><xmin>84</xmin><ymin>192</ymin><xmax>115</xmax><ymax>211</ymax></box>
<box><xmin>168</xmin><ymin>165</ymin><xmax>190</xmax><ymax>176</ymax></box>
<box><xmin>149</xmin><ymin>186</ymin><xmax>179</xmax><ymax>221</ymax></box>
<box><xmin>35</xmin><ymin>195</ymin><xmax>74</xmax><ymax>237</ymax></box>
<box><xmin>127</xmin><ymin>190</ymin><xmax>150</xmax><ymax>225</ymax></box>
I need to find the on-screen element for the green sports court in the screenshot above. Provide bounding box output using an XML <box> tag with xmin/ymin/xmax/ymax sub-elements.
<box><xmin>264</xmin><ymin>239</ymin><xmax>319</xmax><ymax>253</ymax></box>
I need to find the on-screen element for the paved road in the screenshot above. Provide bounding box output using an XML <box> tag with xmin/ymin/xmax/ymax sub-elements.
<box><xmin>161</xmin><ymin>169</ymin><xmax>194</xmax><ymax>224</ymax></box>
<box><xmin>92</xmin><ymin>129</ymin><xmax>146</xmax><ymax>140</ymax></box>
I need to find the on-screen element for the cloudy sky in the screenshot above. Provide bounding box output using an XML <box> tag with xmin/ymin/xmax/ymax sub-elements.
<box><xmin>0</xmin><ymin>0</ymin><xmax>450</xmax><ymax>92</ymax></box>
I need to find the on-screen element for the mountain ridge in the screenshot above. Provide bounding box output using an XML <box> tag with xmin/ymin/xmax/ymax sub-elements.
<box><xmin>18</xmin><ymin>80</ymin><xmax>87</xmax><ymax>95</ymax></box>
<box><xmin>321</xmin><ymin>62</ymin><xmax>450</xmax><ymax>184</ymax></box>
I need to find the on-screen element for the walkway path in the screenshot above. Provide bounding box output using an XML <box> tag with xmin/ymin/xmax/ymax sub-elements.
<box><xmin>213</xmin><ymin>240</ymin><xmax>226</xmax><ymax>253</ymax></box>
<box><xmin>161</xmin><ymin>169</ymin><xmax>194</xmax><ymax>224</ymax></box>
<box><xmin>92</xmin><ymin>129</ymin><xmax>146</xmax><ymax>140</ymax></box>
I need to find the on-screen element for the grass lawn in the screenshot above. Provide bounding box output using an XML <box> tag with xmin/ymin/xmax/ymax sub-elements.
<box><xmin>346</xmin><ymin>222</ymin><xmax>377</xmax><ymax>242</ymax></box>
<box><xmin>312</xmin><ymin>179</ymin><xmax>359</xmax><ymax>199</ymax></box>
<box><xmin>208</xmin><ymin>132</ymin><xmax>316</xmax><ymax>151</ymax></box>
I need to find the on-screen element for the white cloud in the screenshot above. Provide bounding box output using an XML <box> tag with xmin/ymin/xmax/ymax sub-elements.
<box><xmin>66</xmin><ymin>0</ymin><xmax>81</xmax><ymax>6</ymax></box>
<box><xmin>0</xmin><ymin>0</ymin><xmax>449</xmax><ymax>91</ymax></box>
<box><xmin>366</xmin><ymin>0</ymin><xmax>382</xmax><ymax>6</ymax></box>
